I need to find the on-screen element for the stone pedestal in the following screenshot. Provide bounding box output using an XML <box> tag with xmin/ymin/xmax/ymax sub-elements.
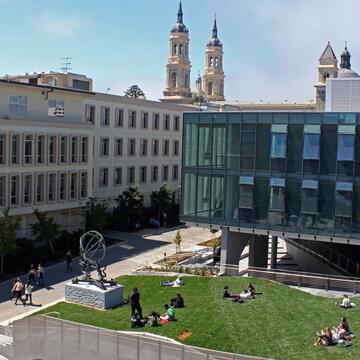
<box><xmin>65</xmin><ymin>282</ymin><xmax>124</xmax><ymax>310</ymax></box>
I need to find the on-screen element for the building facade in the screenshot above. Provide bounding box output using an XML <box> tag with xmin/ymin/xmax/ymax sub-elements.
<box><xmin>181</xmin><ymin>111</ymin><xmax>360</xmax><ymax>268</ymax></box>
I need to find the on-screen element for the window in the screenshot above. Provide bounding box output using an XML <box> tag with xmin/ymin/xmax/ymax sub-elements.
<box><xmin>101</xmin><ymin>106</ymin><xmax>110</xmax><ymax>126</ymax></box>
<box><xmin>140</xmin><ymin>139</ymin><xmax>148</xmax><ymax>156</ymax></box>
<box><xmin>151</xmin><ymin>166</ymin><xmax>158</xmax><ymax>182</ymax></box>
<box><xmin>81</xmin><ymin>137</ymin><xmax>88</xmax><ymax>162</ymax></box>
<box><xmin>127</xmin><ymin>167</ymin><xmax>135</xmax><ymax>184</ymax></box>
<box><xmin>48</xmin><ymin>173</ymin><xmax>56</xmax><ymax>201</ymax></box>
<box><xmin>270</xmin><ymin>125</ymin><xmax>287</xmax><ymax>159</ymax></box>
<box><xmin>0</xmin><ymin>134</ymin><xmax>6</xmax><ymax>164</ymax></box>
<box><xmin>171</xmin><ymin>72</ymin><xmax>177</xmax><ymax>88</ymax></box>
<box><xmin>115</xmin><ymin>108</ymin><xmax>124</xmax><ymax>127</ymax></box>
<box><xmin>128</xmin><ymin>139</ymin><xmax>136</xmax><ymax>156</ymax></box>
<box><xmin>114</xmin><ymin>138</ymin><xmax>123</xmax><ymax>156</ymax></box>
<box><xmin>23</xmin><ymin>174</ymin><xmax>32</xmax><ymax>204</ymax></box>
<box><xmin>269</xmin><ymin>178</ymin><xmax>285</xmax><ymax>211</ymax></box>
<box><xmin>140</xmin><ymin>166</ymin><xmax>147</xmax><ymax>183</ymax></box>
<box><xmin>172</xmin><ymin>165</ymin><xmax>179</xmax><ymax>181</ymax></box>
<box><xmin>173</xmin><ymin>140</ymin><xmax>179</xmax><ymax>156</ymax></box>
<box><xmin>337</xmin><ymin>127</ymin><xmax>355</xmax><ymax>161</ymax></box>
<box><xmin>60</xmin><ymin>136</ymin><xmax>68</xmax><ymax>163</ymax></box>
<box><xmin>152</xmin><ymin>139</ymin><xmax>159</xmax><ymax>156</ymax></box>
<box><xmin>36</xmin><ymin>135</ymin><xmax>45</xmax><ymax>164</ymax></box>
<box><xmin>163</xmin><ymin>114</ymin><xmax>170</xmax><ymax>130</ymax></box>
<box><xmin>24</xmin><ymin>135</ymin><xmax>33</xmax><ymax>164</ymax></box>
<box><xmin>80</xmin><ymin>172</ymin><xmax>87</xmax><ymax>198</ymax></box>
<box><xmin>48</xmin><ymin>135</ymin><xmax>56</xmax><ymax>164</ymax></box>
<box><xmin>11</xmin><ymin>134</ymin><xmax>20</xmax><ymax>164</ymax></box>
<box><xmin>162</xmin><ymin>165</ymin><xmax>169</xmax><ymax>181</ymax></box>
<box><xmin>71</xmin><ymin>137</ymin><xmax>79</xmax><ymax>163</ymax></box>
<box><xmin>10</xmin><ymin>175</ymin><xmax>19</xmax><ymax>205</ymax></box>
<box><xmin>163</xmin><ymin>140</ymin><xmax>169</xmax><ymax>156</ymax></box>
<box><xmin>301</xmin><ymin>180</ymin><xmax>318</xmax><ymax>214</ymax></box>
<box><xmin>9</xmin><ymin>95</ymin><xmax>27</xmax><ymax>115</ymax></box>
<box><xmin>99</xmin><ymin>168</ymin><xmax>108</xmax><ymax>187</ymax></box>
<box><xmin>85</xmin><ymin>105</ymin><xmax>95</xmax><ymax>123</ymax></box>
<box><xmin>59</xmin><ymin>173</ymin><xmax>67</xmax><ymax>200</ymax></box>
<box><xmin>303</xmin><ymin>125</ymin><xmax>320</xmax><ymax>160</ymax></box>
<box><xmin>36</xmin><ymin>174</ymin><xmax>44</xmax><ymax>203</ymax></box>
<box><xmin>70</xmin><ymin>173</ymin><xmax>78</xmax><ymax>199</ymax></box>
<box><xmin>141</xmin><ymin>112</ymin><xmax>148</xmax><ymax>129</ymax></box>
<box><xmin>100</xmin><ymin>137</ymin><xmax>109</xmax><ymax>157</ymax></box>
<box><xmin>129</xmin><ymin>110</ymin><xmax>137</xmax><ymax>128</ymax></box>
<box><xmin>239</xmin><ymin>176</ymin><xmax>254</xmax><ymax>209</ymax></box>
<box><xmin>48</xmin><ymin>99</ymin><xmax>64</xmax><ymax>117</ymax></box>
<box><xmin>153</xmin><ymin>113</ymin><xmax>159</xmax><ymax>130</ymax></box>
<box><xmin>207</xmin><ymin>82</ymin><xmax>213</xmax><ymax>95</ymax></box>
<box><xmin>174</xmin><ymin>116</ymin><xmax>180</xmax><ymax>131</ymax></box>
<box><xmin>114</xmin><ymin>167</ymin><xmax>122</xmax><ymax>186</ymax></box>
<box><xmin>335</xmin><ymin>182</ymin><xmax>353</xmax><ymax>217</ymax></box>
<box><xmin>0</xmin><ymin>176</ymin><xmax>5</xmax><ymax>206</ymax></box>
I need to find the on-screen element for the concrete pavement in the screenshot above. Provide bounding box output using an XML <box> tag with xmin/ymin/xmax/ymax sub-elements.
<box><xmin>0</xmin><ymin>226</ymin><xmax>214</xmax><ymax>325</ymax></box>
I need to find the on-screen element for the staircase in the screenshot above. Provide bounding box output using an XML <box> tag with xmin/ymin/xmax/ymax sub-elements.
<box><xmin>267</xmin><ymin>236</ymin><xmax>300</xmax><ymax>271</ymax></box>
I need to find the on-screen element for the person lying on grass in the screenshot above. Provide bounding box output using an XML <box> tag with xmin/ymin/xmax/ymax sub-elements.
<box><xmin>314</xmin><ymin>327</ymin><xmax>334</xmax><ymax>346</ymax></box>
<box><xmin>335</xmin><ymin>294</ymin><xmax>357</xmax><ymax>308</ymax></box>
<box><xmin>160</xmin><ymin>304</ymin><xmax>176</xmax><ymax>322</ymax></box>
<box><xmin>247</xmin><ymin>282</ymin><xmax>256</xmax><ymax>296</ymax></box>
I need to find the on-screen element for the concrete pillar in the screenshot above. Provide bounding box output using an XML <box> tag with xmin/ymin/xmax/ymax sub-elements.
<box><xmin>220</xmin><ymin>229</ymin><xmax>249</xmax><ymax>274</ymax></box>
<box><xmin>248</xmin><ymin>234</ymin><xmax>269</xmax><ymax>268</ymax></box>
<box><xmin>270</xmin><ymin>236</ymin><xmax>278</xmax><ymax>269</ymax></box>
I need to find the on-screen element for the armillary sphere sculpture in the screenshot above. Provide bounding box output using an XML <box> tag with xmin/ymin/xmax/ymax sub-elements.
<box><xmin>72</xmin><ymin>230</ymin><xmax>116</xmax><ymax>289</ymax></box>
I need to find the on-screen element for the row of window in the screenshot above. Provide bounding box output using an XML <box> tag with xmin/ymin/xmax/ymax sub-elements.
<box><xmin>86</xmin><ymin>104</ymin><xmax>181</xmax><ymax>131</ymax></box>
<box><xmin>99</xmin><ymin>165</ymin><xmax>179</xmax><ymax>187</ymax></box>
<box><xmin>99</xmin><ymin>137</ymin><xmax>180</xmax><ymax>157</ymax></box>
<box><xmin>0</xmin><ymin>171</ymin><xmax>88</xmax><ymax>207</ymax></box>
<box><xmin>0</xmin><ymin>133</ymin><xmax>89</xmax><ymax>166</ymax></box>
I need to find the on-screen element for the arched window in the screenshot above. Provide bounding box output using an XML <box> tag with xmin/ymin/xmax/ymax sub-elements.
<box><xmin>185</xmin><ymin>73</ymin><xmax>189</xmax><ymax>88</ymax></box>
<box><xmin>215</xmin><ymin>57</ymin><xmax>218</xmax><ymax>66</ymax></box>
<box><xmin>209</xmin><ymin>57</ymin><xmax>213</xmax><ymax>67</ymax></box>
<box><xmin>173</xmin><ymin>44</ymin><xmax>177</xmax><ymax>56</ymax></box>
<box><xmin>179</xmin><ymin>44</ymin><xmax>183</xmax><ymax>55</ymax></box>
<box><xmin>171</xmin><ymin>72</ymin><xmax>177</xmax><ymax>88</ymax></box>
<box><xmin>323</xmin><ymin>72</ymin><xmax>330</xmax><ymax>81</ymax></box>
<box><xmin>208</xmin><ymin>82</ymin><xmax>213</xmax><ymax>95</ymax></box>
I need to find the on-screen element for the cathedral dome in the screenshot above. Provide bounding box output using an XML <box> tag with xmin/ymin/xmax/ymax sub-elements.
<box><xmin>338</xmin><ymin>68</ymin><xmax>360</xmax><ymax>78</ymax></box>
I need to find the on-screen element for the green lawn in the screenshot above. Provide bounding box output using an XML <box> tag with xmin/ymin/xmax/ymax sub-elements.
<box><xmin>36</xmin><ymin>276</ymin><xmax>360</xmax><ymax>360</ymax></box>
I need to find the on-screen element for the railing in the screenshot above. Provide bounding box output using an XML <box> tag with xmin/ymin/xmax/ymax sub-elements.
<box><xmin>248</xmin><ymin>266</ymin><xmax>360</xmax><ymax>294</ymax></box>
<box><xmin>10</xmin><ymin>315</ymin><xmax>267</xmax><ymax>360</ymax></box>
<box><xmin>284</xmin><ymin>237</ymin><xmax>360</xmax><ymax>277</ymax></box>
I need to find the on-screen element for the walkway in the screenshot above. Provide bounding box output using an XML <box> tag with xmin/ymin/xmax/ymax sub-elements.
<box><xmin>0</xmin><ymin>226</ymin><xmax>213</xmax><ymax>325</ymax></box>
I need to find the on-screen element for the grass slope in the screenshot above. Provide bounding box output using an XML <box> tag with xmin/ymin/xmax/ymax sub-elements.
<box><xmin>36</xmin><ymin>276</ymin><xmax>360</xmax><ymax>360</ymax></box>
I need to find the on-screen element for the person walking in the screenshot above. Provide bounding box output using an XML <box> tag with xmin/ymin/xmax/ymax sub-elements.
<box><xmin>37</xmin><ymin>263</ymin><xmax>44</xmax><ymax>287</ymax></box>
<box><xmin>28</xmin><ymin>264</ymin><xmax>36</xmax><ymax>284</ymax></box>
<box><xmin>10</xmin><ymin>279</ymin><xmax>17</xmax><ymax>301</ymax></box>
<box><xmin>129</xmin><ymin>287</ymin><xmax>143</xmax><ymax>319</ymax></box>
<box><xmin>24</xmin><ymin>280</ymin><xmax>34</xmax><ymax>305</ymax></box>
<box><xmin>65</xmin><ymin>251</ymin><xmax>72</xmax><ymax>273</ymax></box>
<box><xmin>12</xmin><ymin>278</ymin><xmax>25</xmax><ymax>306</ymax></box>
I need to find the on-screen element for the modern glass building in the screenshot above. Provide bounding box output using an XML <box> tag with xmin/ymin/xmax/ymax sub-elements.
<box><xmin>181</xmin><ymin>112</ymin><xmax>360</xmax><ymax>245</ymax></box>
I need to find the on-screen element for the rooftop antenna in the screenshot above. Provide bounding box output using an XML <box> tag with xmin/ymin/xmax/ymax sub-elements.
<box><xmin>60</xmin><ymin>57</ymin><xmax>73</xmax><ymax>73</ymax></box>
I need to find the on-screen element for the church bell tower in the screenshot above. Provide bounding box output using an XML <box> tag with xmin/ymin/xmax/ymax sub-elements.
<box><xmin>162</xmin><ymin>1</ymin><xmax>192</xmax><ymax>103</ymax></box>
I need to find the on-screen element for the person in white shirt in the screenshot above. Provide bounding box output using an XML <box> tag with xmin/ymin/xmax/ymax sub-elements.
<box><xmin>24</xmin><ymin>281</ymin><xmax>34</xmax><ymax>305</ymax></box>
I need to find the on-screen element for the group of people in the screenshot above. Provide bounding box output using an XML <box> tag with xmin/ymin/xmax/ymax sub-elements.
<box><xmin>129</xmin><ymin>287</ymin><xmax>184</xmax><ymax>328</ymax></box>
<box><xmin>222</xmin><ymin>282</ymin><xmax>257</xmax><ymax>303</ymax></box>
<box><xmin>10</xmin><ymin>263</ymin><xmax>45</xmax><ymax>306</ymax></box>
<box><xmin>314</xmin><ymin>317</ymin><xmax>355</xmax><ymax>347</ymax></box>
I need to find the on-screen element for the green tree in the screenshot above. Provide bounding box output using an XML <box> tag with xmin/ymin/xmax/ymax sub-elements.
<box><xmin>116</xmin><ymin>186</ymin><xmax>143</xmax><ymax>229</ymax></box>
<box><xmin>173</xmin><ymin>230</ymin><xmax>182</xmax><ymax>253</ymax></box>
<box><xmin>124</xmin><ymin>85</ymin><xmax>145</xmax><ymax>99</ymax></box>
<box><xmin>0</xmin><ymin>208</ymin><xmax>20</xmax><ymax>276</ymax></box>
<box><xmin>30</xmin><ymin>209</ymin><xmax>60</xmax><ymax>256</ymax></box>
<box><xmin>85</xmin><ymin>197</ymin><xmax>108</xmax><ymax>233</ymax></box>
<box><xmin>150</xmin><ymin>184</ymin><xmax>172</xmax><ymax>224</ymax></box>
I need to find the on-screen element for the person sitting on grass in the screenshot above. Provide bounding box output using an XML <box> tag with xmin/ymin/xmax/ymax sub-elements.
<box><xmin>160</xmin><ymin>304</ymin><xmax>175</xmax><ymax>322</ymax></box>
<box><xmin>148</xmin><ymin>311</ymin><xmax>160</xmax><ymax>327</ymax></box>
<box><xmin>222</xmin><ymin>285</ymin><xmax>240</xmax><ymax>299</ymax></box>
<box><xmin>337</xmin><ymin>317</ymin><xmax>355</xmax><ymax>339</ymax></box>
<box><xmin>314</xmin><ymin>327</ymin><xmax>334</xmax><ymax>346</ymax></box>
<box><xmin>247</xmin><ymin>282</ymin><xmax>256</xmax><ymax>296</ymax></box>
<box><xmin>335</xmin><ymin>294</ymin><xmax>356</xmax><ymax>309</ymax></box>
<box><xmin>171</xmin><ymin>293</ymin><xmax>184</xmax><ymax>308</ymax></box>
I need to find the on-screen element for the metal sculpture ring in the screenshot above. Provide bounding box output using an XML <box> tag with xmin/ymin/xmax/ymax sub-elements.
<box><xmin>79</xmin><ymin>230</ymin><xmax>106</xmax><ymax>266</ymax></box>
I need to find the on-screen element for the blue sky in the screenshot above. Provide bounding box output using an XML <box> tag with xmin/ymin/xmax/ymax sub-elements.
<box><xmin>1</xmin><ymin>0</ymin><xmax>360</xmax><ymax>101</ymax></box>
